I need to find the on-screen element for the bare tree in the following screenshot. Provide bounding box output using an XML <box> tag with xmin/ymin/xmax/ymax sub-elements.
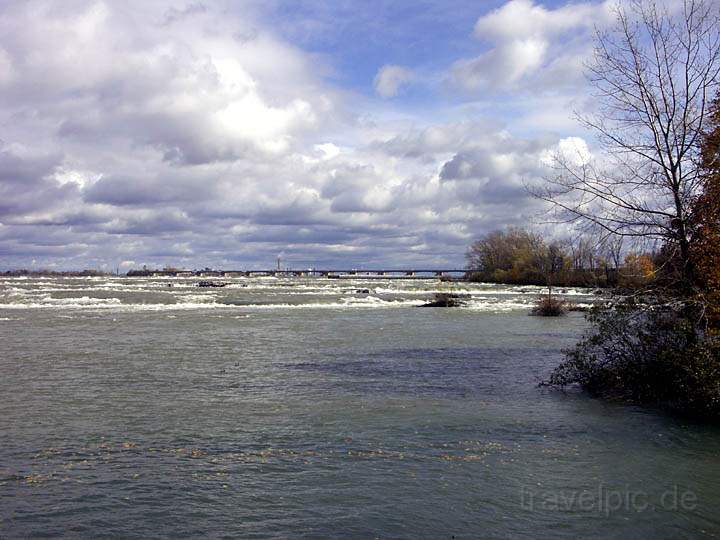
<box><xmin>601</xmin><ymin>236</ymin><xmax>624</xmax><ymax>271</ymax></box>
<box><xmin>569</xmin><ymin>235</ymin><xmax>600</xmax><ymax>271</ymax></box>
<box><xmin>600</xmin><ymin>235</ymin><xmax>624</xmax><ymax>286</ymax></box>
<box><xmin>534</xmin><ymin>0</ymin><xmax>720</xmax><ymax>280</ymax></box>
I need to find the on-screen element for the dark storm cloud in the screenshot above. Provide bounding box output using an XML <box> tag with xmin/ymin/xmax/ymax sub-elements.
<box><xmin>84</xmin><ymin>176</ymin><xmax>172</xmax><ymax>206</ymax></box>
<box><xmin>84</xmin><ymin>171</ymin><xmax>218</xmax><ymax>207</ymax></box>
<box><xmin>0</xmin><ymin>147</ymin><xmax>59</xmax><ymax>185</ymax></box>
<box><xmin>0</xmin><ymin>146</ymin><xmax>77</xmax><ymax>220</ymax></box>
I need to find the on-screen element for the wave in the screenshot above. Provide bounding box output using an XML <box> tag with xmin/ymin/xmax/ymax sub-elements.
<box><xmin>0</xmin><ymin>276</ymin><xmax>601</xmax><ymax>313</ymax></box>
<box><xmin>0</xmin><ymin>301</ymin><xmax>233</xmax><ymax>311</ymax></box>
<box><xmin>0</xmin><ymin>299</ymin><xmax>553</xmax><ymax>313</ymax></box>
<box><xmin>42</xmin><ymin>295</ymin><xmax>123</xmax><ymax>305</ymax></box>
<box><xmin>222</xmin><ymin>295</ymin><xmax>424</xmax><ymax>309</ymax></box>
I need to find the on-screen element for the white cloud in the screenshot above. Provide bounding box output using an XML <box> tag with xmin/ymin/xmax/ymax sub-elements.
<box><xmin>0</xmin><ymin>1</ymin><xmax>335</xmax><ymax>165</ymax></box>
<box><xmin>452</xmin><ymin>37</ymin><xmax>547</xmax><ymax>90</ymax></box>
<box><xmin>540</xmin><ymin>136</ymin><xmax>591</xmax><ymax>167</ymax></box>
<box><xmin>314</xmin><ymin>143</ymin><xmax>341</xmax><ymax>160</ymax></box>
<box><xmin>473</xmin><ymin>0</ymin><xmax>611</xmax><ymax>41</ymax></box>
<box><xmin>374</xmin><ymin>64</ymin><xmax>415</xmax><ymax>98</ymax></box>
<box><xmin>452</xmin><ymin>0</ymin><xmax>615</xmax><ymax>92</ymax></box>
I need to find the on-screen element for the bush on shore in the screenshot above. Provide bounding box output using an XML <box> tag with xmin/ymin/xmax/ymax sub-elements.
<box><xmin>543</xmin><ymin>302</ymin><xmax>720</xmax><ymax>419</ymax></box>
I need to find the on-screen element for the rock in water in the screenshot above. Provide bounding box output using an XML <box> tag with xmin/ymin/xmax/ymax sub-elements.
<box><xmin>419</xmin><ymin>292</ymin><xmax>467</xmax><ymax>307</ymax></box>
<box><xmin>197</xmin><ymin>280</ymin><xmax>227</xmax><ymax>288</ymax></box>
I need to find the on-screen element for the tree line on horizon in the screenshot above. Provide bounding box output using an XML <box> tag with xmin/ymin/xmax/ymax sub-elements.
<box><xmin>465</xmin><ymin>226</ymin><xmax>657</xmax><ymax>289</ymax></box>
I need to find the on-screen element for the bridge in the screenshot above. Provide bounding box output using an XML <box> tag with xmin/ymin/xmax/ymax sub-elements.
<box><xmin>140</xmin><ymin>269</ymin><xmax>469</xmax><ymax>279</ymax></box>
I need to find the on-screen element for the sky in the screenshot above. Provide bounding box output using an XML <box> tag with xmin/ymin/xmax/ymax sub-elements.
<box><xmin>0</xmin><ymin>0</ymin><xmax>617</xmax><ymax>271</ymax></box>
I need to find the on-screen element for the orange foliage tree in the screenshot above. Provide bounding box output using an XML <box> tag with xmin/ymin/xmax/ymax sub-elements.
<box><xmin>623</xmin><ymin>253</ymin><xmax>656</xmax><ymax>278</ymax></box>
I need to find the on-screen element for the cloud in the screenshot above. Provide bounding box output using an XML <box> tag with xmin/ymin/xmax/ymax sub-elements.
<box><xmin>539</xmin><ymin>136</ymin><xmax>592</xmax><ymax>167</ymax></box>
<box><xmin>452</xmin><ymin>0</ymin><xmax>614</xmax><ymax>92</ymax></box>
<box><xmin>473</xmin><ymin>0</ymin><xmax>606</xmax><ymax>41</ymax></box>
<box><xmin>374</xmin><ymin>64</ymin><xmax>415</xmax><ymax>98</ymax></box>
<box><xmin>0</xmin><ymin>47</ymin><xmax>14</xmax><ymax>85</ymax></box>
<box><xmin>0</xmin><ymin>143</ymin><xmax>72</xmax><ymax>220</ymax></box>
<box><xmin>161</xmin><ymin>2</ymin><xmax>207</xmax><ymax>25</ymax></box>
<box><xmin>1</xmin><ymin>1</ymin><xmax>334</xmax><ymax>164</ymax></box>
<box><xmin>0</xmin><ymin>0</ymin><xmax>596</xmax><ymax>270</ymax></box>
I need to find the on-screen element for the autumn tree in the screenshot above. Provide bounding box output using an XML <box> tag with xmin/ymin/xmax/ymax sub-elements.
<box><xmin>692</xmin><ymin>95</ymin><xmax>720</xmax><ymax>330</ymax></box>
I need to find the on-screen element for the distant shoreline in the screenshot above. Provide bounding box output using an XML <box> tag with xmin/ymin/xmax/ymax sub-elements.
<box><xmin>1</xmin><ymin>269</ymin><xmax>613</xmax><ymax>289</ymax></box>
<box><xmin>1</xmin><ymin>270</ymin><xmax>112</xmax><ymax>277</ymax></box>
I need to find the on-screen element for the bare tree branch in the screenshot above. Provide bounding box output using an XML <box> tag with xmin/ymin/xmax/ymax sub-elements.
<box><xmin>532</xmin><ymin>0</ymin><xmax>720</xmax><ymax>279</ymax></box>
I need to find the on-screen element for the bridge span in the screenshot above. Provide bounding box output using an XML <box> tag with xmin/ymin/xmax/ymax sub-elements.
<box><xmin>141</xmin><ymin>269</ymin><xmax>469</xmax><ymax>279</ymax></box>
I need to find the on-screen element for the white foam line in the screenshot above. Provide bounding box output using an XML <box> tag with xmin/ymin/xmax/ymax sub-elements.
<box><xmin>0</xmin><ymin>301</ymin><xmax>231</xmax><ymax>311</ymax></box>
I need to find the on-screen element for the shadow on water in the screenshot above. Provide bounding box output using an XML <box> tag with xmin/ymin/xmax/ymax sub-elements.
<box><xmin>284</xmin><ymin>346</ymin><xmax>561</xmax><ymax>398</ymax></box>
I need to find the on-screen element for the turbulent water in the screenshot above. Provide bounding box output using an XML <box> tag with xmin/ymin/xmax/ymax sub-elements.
<box><xmin>1</xmin><ymin>276</ymin><xmax>719</xmax><ymax>539</ymax></box>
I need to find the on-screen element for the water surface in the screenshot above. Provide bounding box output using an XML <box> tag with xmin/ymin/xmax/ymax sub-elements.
<box><xmin>1</xmin><ymin>276</ymin><xmax>718</xmax><ymax>538</ymax></box>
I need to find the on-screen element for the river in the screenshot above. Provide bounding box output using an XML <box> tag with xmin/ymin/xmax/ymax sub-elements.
<box><xmin>1</xmin><ymin>276</ymin><xmax>718</xmax><ymax>538</ymax></box>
